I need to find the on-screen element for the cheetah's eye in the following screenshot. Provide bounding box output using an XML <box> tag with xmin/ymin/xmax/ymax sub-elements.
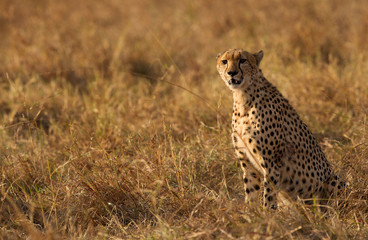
<box><xmin>221</xmin><ymin>60</ymin><xmax>227</xmax><ymax>64</ymax></box>
<box><xmin>239</xmin><ymin>59</ymin><xmax>247</xmax><ymax>64</ymax></box>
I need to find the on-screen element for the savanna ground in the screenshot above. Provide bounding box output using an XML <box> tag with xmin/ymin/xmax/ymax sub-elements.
<box><xmin>0</xmin><ymin>0</ymin><xmax>368</xmax><ymax>239</ymax></box>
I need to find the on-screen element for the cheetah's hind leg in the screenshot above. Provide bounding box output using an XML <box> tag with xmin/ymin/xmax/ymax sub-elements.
<box><xmin>324</xmin><ymin>174</ymin><xmax>347</xmax><ymax>207</ymax></box>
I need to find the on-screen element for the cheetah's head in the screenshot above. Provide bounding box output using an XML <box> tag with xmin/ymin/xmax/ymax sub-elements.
<box><xmin>216</xmin><ymin>49</ymin><xmax>263</xmax><ymax>91</ymax></box>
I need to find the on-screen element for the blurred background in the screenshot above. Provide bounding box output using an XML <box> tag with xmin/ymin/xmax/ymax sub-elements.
<box><xmin>0</xmin><ymin>0</ymin><xmax>367</xmax><ymax>239</ymax></box>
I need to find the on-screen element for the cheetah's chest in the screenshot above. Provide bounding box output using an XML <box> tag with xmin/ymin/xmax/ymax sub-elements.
<box><xmin>232</xmin><ymin>101</ymin><xmax>282</xmax><ymax>143</ymax></box>
<box><xmin>232</xmin><ymin>108</ymin><xmax>257</xmax><ymax>137</ymax></box>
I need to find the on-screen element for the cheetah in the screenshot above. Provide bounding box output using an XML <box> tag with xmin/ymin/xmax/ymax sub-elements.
<box><xmin>216</xmin><ymin>49</ymin><xmax>345</xmax><ymax>209</ymax></box>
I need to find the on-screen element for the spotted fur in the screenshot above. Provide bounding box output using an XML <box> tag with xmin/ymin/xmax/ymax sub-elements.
<box><xmin>216</xmin><ymin>49</ymin><xmax>345</xmax><ymax>209</ymax></box>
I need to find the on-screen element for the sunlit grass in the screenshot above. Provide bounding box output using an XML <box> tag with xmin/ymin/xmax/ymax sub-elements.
<box><xmin>0</xmin><ymin>0</ymin><xmax>367</xmax><ymax>239</ymax></box>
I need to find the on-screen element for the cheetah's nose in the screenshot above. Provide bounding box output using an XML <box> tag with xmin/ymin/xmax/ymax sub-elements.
<box><xmin>227</xmin><ymin>71</ymin><xmax>238</xmax><ymax>77</ymax></box>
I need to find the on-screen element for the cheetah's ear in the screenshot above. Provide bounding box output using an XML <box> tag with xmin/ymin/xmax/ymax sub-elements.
<box><xmin>253</xmin><ymin>50</ymin><xmax>264</xmax><ymax>67</ymax></box>
<box><xmin>216</xmin><ymin>51</ymin><xmax>225</xmax><ymax>59</ymax></box>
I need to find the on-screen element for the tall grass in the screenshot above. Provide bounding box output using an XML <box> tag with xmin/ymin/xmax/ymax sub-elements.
<box><xmin>0</xmin><ymin>0</ymin><xmax>367</xmax><ymax>239</ymax></box>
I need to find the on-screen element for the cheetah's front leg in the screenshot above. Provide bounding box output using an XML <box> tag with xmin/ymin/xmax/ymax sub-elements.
<box><xmin>233</xmin><ymin>133</ymin><xmax>262</xmax><ymax>203</ymax></box>
<box><xmin>239</xmin><ymin>158</ymin><xmax>262</xmax><ymax>203</ymax></box>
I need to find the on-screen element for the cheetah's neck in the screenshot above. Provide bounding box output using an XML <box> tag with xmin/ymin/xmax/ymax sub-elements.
<box><xmin>232</xmin><ymin>73</ymin><xmax>265</xmax><ymax>115</ymax></box>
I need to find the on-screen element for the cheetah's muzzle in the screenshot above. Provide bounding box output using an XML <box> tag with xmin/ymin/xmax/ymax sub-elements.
<box><xmin>229</xmin><ymin>78</ymin><xmax>242</xmax><ymax>85</ymax></box>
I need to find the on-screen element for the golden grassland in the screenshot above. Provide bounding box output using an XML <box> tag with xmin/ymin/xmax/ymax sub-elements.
<box><xmin>0</xmin><ymin>0</ymin><xmax>368</xmax><ymax>239</ymax></box>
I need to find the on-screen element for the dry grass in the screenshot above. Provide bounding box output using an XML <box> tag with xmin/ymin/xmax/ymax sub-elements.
<box><xmin>0</xmin><ymin>0</ymin><xmax>368</xmax><ymax>239</ymax></box>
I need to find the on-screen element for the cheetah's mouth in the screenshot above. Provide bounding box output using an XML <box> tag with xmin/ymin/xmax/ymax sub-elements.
<box><xmin>228</xmin><ymin>78</ymin><xmax>242</xmax><ymax>85</ymax></box>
